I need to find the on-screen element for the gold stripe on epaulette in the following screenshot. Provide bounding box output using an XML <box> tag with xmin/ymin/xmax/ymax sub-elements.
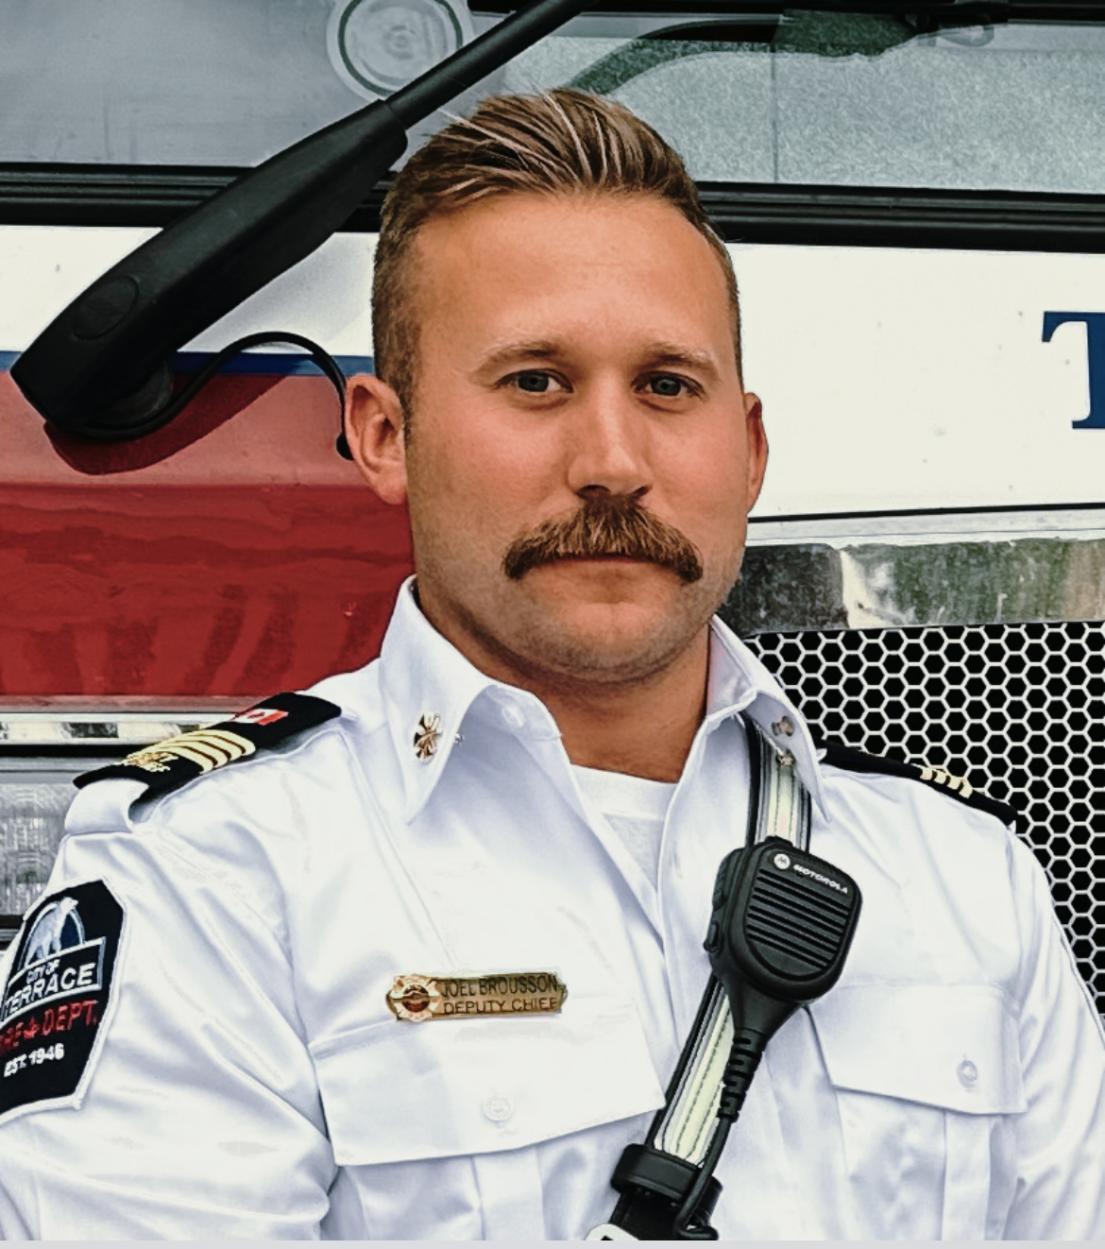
<box><xmin>121</xmin><ymin>729</ymin><xmax>255</xmax><ymax>775</ymax></box>
<box><xmin>919</xmin><ymin>763</ymin><xmax>973</xmax><ymax>799</ymax></box>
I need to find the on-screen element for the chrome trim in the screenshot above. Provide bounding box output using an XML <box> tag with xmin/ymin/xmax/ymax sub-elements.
<box><xmin>0</xmin><ymin>713</ymin><xmax>217</xmax><ymax>749</ymax></box>
<box><xmin>730</xmin><ymin>529</ymin><xmax>1105</xmax><ymax>634</ymax></box>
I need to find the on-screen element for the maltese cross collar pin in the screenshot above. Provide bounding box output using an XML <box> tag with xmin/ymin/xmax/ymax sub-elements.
<box><xmin>413</xmin><ymin>713</ymin><xmax>442</xmax><ymax>761</ymax></box>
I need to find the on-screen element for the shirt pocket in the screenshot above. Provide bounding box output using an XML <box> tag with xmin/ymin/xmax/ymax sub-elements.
<box><xmin>808</xmin><ymin>983</ymin><xmax>1026</xmax><ymax>1239</ymax></box>
<box><xmin>309</xmin><ymin>994</ymin><xmax>665</xmax><ymax>1239</ymax></box>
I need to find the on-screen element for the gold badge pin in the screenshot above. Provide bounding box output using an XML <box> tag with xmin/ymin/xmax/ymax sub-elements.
<box><xmin>386</xmin><ymin>971</ymin><xmax>568</xmax><ymax>1022</ymax></box>
<box><xmin>413</xmin><ymin>713</ymin><xmax>442</xmax><ymax>761</ymax></box>
<box><xmin>386</xmin><ymin>974</ymin><xmax>443</xmax><ymax>1021</ymax></box>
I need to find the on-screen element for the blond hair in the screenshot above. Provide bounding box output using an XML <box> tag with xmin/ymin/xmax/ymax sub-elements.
<box><xmin>372</xmin><ymin>87</ymin><xmax>742</xmax><ymax>424</ymax></box>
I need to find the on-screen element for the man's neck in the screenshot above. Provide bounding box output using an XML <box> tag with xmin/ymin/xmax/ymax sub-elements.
<box><xmin>535</xmin><ymin>637</ymin><xmax>708</xmax><ymax>783</ymax></box>
<box><xmin>414</xmin><ymin>586</ymin><xmax>710</xmax><ymax>782</ymax></box>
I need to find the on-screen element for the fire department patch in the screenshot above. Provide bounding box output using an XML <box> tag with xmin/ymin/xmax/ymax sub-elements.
<box><xmin>0</xmin><ymin>880</ymin><xmax>124</xmax><ymax>1121</ymax></box>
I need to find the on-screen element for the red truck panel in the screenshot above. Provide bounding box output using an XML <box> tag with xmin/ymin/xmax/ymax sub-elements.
<box><xmin>1</xmin><ymin>369</ymin><xmax>413</xmax><ymax>704</ymax></box>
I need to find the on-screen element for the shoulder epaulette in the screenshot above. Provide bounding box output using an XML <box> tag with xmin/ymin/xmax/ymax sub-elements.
<box><xmin>820</xmin><ymin>740</ymin><xmax>1016</xmax><ymax>826</ymax></box>
<box><xmin>73</xmin><ymin>692</ymin><xmax>342</xmax><ymax>799</ymax></box>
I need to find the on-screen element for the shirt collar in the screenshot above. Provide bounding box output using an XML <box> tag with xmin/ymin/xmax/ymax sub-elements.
<box><xmin>378</xmin><ymin>576</ymin><xmax>826</xmax><ymax>821</ymax></box>
<box><xmin>705</xmin><ymin>616</ymin><xmax>828</xmax><ymax>819</ymax></box>
<box><xmin>378</xmin><ymin>579</ymin><xmax>558</xmax><ymax>821</ymax></box>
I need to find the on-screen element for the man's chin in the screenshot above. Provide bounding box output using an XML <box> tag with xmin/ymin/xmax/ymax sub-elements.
<box><xmin>512</xmin><ymin>585</ymin><xmax>700</xmax><ymax>682</ymax></box>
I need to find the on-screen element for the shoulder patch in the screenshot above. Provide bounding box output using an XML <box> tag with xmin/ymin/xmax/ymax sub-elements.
<box><xmin>73</xmin><ymin>692</ymin><xmax>341</xmax><ymax>799</ymax></box>
<box><xmin>0</xmin><ymin>880</ymin><xmax>124</xmax><ymax>1122</ymax></box>
<box><xmin>820</xmin><ymin>741</ymin><xmax>1016</xmax><ymax>826</ymax></box>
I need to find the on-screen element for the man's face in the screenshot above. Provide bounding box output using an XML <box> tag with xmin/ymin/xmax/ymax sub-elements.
<box><xmin>357</xmin><ymin>191</ymin><xmax>766</xmax><ymax>687</ymax></box>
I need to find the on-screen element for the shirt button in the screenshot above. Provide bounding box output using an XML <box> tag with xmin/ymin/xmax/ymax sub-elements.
<box><xmin>957</xmin><ymin>1059</ymin><xmax>979</xmax><ymax>1088</ymax></box>
<box><xmin>772</xmin><ymin>716</ymin><xmax>795</xmax><ymax>738</ymax></box>
<box><xmin>482</xmin><ymin>1095</ymin><xmax>513</xmax><ymax>1123</ymax></box>
<box><xmin>500</xmin><ymin>705</ymin><xmax>526</xmax><ymax>730</ymax></box>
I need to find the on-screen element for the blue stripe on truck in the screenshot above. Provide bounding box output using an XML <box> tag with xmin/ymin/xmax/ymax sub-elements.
<box><xmin>0</xmin><ymin>350</ymin><xmax>375</xmax><ymax>376</ymax></box>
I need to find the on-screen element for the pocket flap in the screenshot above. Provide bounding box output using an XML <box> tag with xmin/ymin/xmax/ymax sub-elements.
<box><xmin>310</xmin><ymin>995</ymin><xmax>665</xmax><ymax>1165</ymax></box>
<box><xmin>809</xmin><ymin>983</ymin><xmax>1026</xmax><ymax>1115</ymax></box>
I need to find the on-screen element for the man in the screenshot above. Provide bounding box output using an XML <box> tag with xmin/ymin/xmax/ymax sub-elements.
<box><xmin>0</xmin><ymin>88</ymin><xmax>1102</xmax><ymax>1239</ymax></box>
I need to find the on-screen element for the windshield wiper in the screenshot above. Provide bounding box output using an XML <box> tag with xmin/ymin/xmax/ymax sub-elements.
<box><xmin>477</xmin><ymin>0</ymin><xmax>1104</xmax><ymax>22</ymax></box>
<box><xmin>562</xmin><ymin>0</ymin><xmax>1105</xmax><ymax>96</ymax></box>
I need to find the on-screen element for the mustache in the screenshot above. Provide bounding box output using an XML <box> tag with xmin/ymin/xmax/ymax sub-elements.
<box><xmin>502</xmin><ymin>494</ymin><xmax>704</xmax><ymax>584</ymax></box>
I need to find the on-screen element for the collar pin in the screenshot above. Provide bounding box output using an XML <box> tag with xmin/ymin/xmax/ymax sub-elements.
<box><xmin>413</xmin><ymin>713</ymin><xmax>442</xmax><ymax>761</ymax></box>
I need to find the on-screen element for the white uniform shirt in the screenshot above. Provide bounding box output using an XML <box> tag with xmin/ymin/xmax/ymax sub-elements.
<box><xmin>0</xmin><ymin>578</ymin><xmax>1102</xmax><ymax>1239</ymax></box>
<box><xmin>572</xmin><ymin>766</ymin><xmax>675</xmax><ymax>885</ymax></box>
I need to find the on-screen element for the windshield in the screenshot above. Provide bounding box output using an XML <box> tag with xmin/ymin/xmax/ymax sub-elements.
<box><xmin>2</xmin><ymin>2</ymin><xmax>1105</xmax><ymax>195</ymax></box>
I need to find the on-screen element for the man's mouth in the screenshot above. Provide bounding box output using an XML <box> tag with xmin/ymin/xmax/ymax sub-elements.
<box><xmin>540</xmin><ymin>553</ymin><xmax>654</xmax><ymax>569</ymax></box>
<box><xmin>554</xmin><ymin>553</ymin><xmax>644</xmax><ymax>561</ymax></box>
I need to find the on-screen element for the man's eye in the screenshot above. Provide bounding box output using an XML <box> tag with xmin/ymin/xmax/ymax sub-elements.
<box><xmin>504</xmin><ymin>371</ymin><xmax>565</xmax><ymax>394</ymax></box>
<box><xmin>645</xmin><ymin>374</ymin><xmax>698</xmax><ymax>399</ymax></box>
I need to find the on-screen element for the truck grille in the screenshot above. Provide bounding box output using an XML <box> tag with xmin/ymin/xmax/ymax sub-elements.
<box><xmin>746</xmin><ymin>619</ymin><xmax>1105</xmax><ymax>1015</ymax></box>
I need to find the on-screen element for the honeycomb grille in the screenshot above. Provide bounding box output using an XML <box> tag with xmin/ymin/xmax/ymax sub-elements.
<box><xmin>744</xmin><ymin>619</ymin><xmax>1105</xmax><ymax>1015</ymax></box>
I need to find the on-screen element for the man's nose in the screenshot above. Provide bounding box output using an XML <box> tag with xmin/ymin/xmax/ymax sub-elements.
<box><xmin>564</xmin><ymin>385</ymin><xmax>652</xmax><ymax>498</ymax></box>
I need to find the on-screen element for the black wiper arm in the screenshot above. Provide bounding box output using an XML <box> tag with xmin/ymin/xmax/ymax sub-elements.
<box><xmin>478</xmin><ymin>0</ymin><xmax>1103</xmax><ymax>21</ymax></box>
<box><xmin>566</xmin><ymin>0</ymin><xmax>1105</xmax><ymax>106</ymax></box>
<box><xmin>568</xmin><ymin>5</ymin><xmax>985</xmax><ymax>95</ymax></box>
<box><xmin>13</xmin><ymin>0</ymin><xmax>596</xmax><ymax>444</ymax></box>
<box><xmin>756</xmin><ymin>0</ymin><xmax>1104</xmax><ymax>24</ymax></box>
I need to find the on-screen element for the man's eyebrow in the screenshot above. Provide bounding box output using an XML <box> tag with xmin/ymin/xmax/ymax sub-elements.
<box><xmin>471</xmin><ymin>339</ymin><xmax>722</xmax><ymax>381</ymax></box>
<box><xmin>472</xmin><ymin>341</ymin><xmax>563</xmax><ymax>373</ymax></box>
<box><xmin>639</xmin><ymin>342</ymin><xmax>722</xmax><ymax>382</ymax></box>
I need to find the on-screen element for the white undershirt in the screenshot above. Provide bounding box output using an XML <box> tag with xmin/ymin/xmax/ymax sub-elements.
<box><xmin>572</xmin><ymin>765</ymin><xmax>677</xmax><ymax>886</ymax></box>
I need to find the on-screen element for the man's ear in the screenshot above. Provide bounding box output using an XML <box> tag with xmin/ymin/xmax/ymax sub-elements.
<box><xmin>743</xmin><ymin>390</ymin><xmax>768</xmax><ymax>511</ymax></box>
<box><xmin>344</xmin><ymin>373</ymin><xmax>408</xmax><ymax>505</ymax></box>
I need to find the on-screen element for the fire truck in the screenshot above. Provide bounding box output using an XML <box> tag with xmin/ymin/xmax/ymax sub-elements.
<box><xmin>1</xmin><ymin>0</ymin><xmax>1102</xmax><ymax>1030</ymax></box>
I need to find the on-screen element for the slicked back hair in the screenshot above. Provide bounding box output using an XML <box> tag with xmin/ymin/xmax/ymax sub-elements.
<box><xmin>371</xmin><ymin>88</ymin><xmax>742</xmax><ymax>430</ymax></box>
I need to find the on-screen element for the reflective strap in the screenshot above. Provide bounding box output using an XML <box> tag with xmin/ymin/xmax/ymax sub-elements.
<box><xmin>648</xmin><ymin>720</ymin><xmax>810</xmax><ymax>1162</ymax></box>
<box><xmin>749</xmin><ymin>718</ymin><xmax>811</xmax><ymax>853</ymax></box>
<box><xmin>655</xmin><ymin>980</ymin><xmax>730</xmax><ymax>1163</ymax></box>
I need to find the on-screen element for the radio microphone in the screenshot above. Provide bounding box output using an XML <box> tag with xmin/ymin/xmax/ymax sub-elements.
<box><xmin>673</xmin><ymin>836</ymin><xmax>862</xmax><ymax>1237</ymax></box>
